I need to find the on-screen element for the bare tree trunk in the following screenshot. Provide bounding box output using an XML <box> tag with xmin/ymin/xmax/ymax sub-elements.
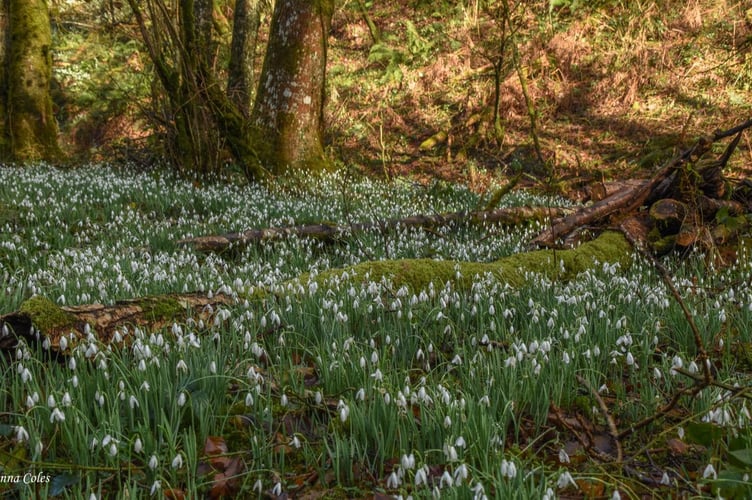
<box><xmin>251</xmin><ymin>0</ymin><xmax>334</xmax><ymax>174</ymax></box>
<box><xmin>227</xmin><ymin>0</ymin><xmax>260</xmax><ymax>115</ymax></box>
<box><xmin>4</xmin><ymin>0</ymin><xmax>60</xmax><ymax>162</ymax></box>
<box><xmin>0</xmin><ymin>0</ymin><xmax>9</xmax><ymax>158</ymax></box>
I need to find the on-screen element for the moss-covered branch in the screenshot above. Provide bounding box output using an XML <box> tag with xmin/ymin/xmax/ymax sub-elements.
<box><xmin>1</xmin><ymin>232</ymin><xmax>631</xmax><ymax>352</ymax></box>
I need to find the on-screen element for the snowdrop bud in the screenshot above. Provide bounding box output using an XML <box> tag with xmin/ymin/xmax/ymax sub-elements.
<box><xmin>177</xmin><ymin>392</ymin><xmax>187</xmax><ymax>407</ymax></box>
<box><xmin>280</xmin><ymin>394</ymin><xmax>288</xmax><ymax>407</ymax></box>
<box><xmin>209</xmin><ymin>361</ymin><xmax>217</xmax><ymax>374</ymax></box>
<box><xmin>148</xmin><ymin>455</ymin><xmax>158</xmax><ymax>470</ymax></box>
<box><xmin>134</xmin><ymin>437</ymin><xmax>143</xmax><ymax>453</ymax></box>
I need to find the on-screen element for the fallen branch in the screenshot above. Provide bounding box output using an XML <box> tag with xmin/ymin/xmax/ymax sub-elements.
<box><xmin>178</xmin><ymin>205</ymin><xmax>574</xmax><ymax>254</ymax></box>
<box><xmin>0</xmin><ymin>293</ymin><xmax>235</xmax><ymax>352</ymax></box>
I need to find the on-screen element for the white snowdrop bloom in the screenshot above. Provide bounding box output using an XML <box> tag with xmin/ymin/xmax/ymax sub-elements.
<box><xmin>414</xmin><ymin>465</ymin><xmax>429</xmax><ymax>487</ymax></box>
<box><xmin>137</xmin><ymin>359</ymin><xmax>147</xmax><ymax>372</ymax></box>
<box><xmin>15</xmin><ymin>426</ymin><xmax>29</xmax><ymax>442</ymax></box>
<box><xmin>444</xmin><ymin>415</ymin><xmax>452</xmax><ymax>428</ymax></box>
<box><xmin>488</xmin><ymin>304</ymin><xmax>495</xmax><ymax>316</ymax></box>
<box><xmin>34</xmin><ymin>441</ymin><xmax>43</xmax><ymax>456</ymax></box>
<box><xmin>359</xmin><ymin>356</ymin><xmax>366</xmax><ymax>369</ymax></box>
<box><xmin>338</xmin><ymin>400</ymin><xmax>349</xmax><ymax>422</ymax></box>
<box><xmin>59</xmin><ymin>336</ymin><xmax>68</xmax><ymax>352</ymax></box>
<box><xmin>280</xmin><ymin>394</ymin><xmax>288</xmax><ymax>407</ymax></box>
<box><xmin>61</xmin><ymin>392</ymin><xmax>72</xmax><ymax>406</ymax></box>
<box><xmin>89</xmin><ymin>493</ymin><xmax>98</xmax><ymax>500</ymax></box>
<box><xmin>140</xmin><ymin>381</ymin><xmax>150</xmax><ymax>392</ymax></box>
<box><xmin>455</xmin><ymin>436</ymin><xmax>466</xmax><ymax>448</ymax></box>
<box><xmin>671</xmin><ymin>356</ymin><xmax>683</xmax><ymax>374</ymax></box>
<box><xmin>500</xmin><ymin>459</ymin><xmax>517</xmax><ymax>479</ymax></box>
<box><xmin>660</xmin><ymin>472</ymin><xmax>670</xmax><ymax>485</ymax></box>
<box><xmin>21</xmin><ymin>367</ymin><xmax>32</xmax><ymax>383</ymax></box>
<box><xmin>371</xmin><ymin>368</ymin><xmax>383</xmax><ymax>382</ymax></box>
<box><xmin>272</xmin><ymin>482</ymin><xmax>282</xmax><ymax>496</ymax></box>
<box><xmin>401</xmin><ymin>453</ymin><xmax>416</xmax><ymax>470</ymax></box>
<box><xmin>384</xmin><ymin>392</ymin><xmax>391</xmax><ymax>405</ymax></box>
<box><xmin>386</xmin><ymin>471</ymin><xmax>401</xmax><ymax>489</ymax></box>
<box><xmin>209</xmin><ymin>361</ymin><xmax>217</xmax><ymax>374</ymax></box>
<box><xmin>315</xmin><ymin>391</ymin><xmax>323</xmax><ymax>404</ymax></box>
<box><xmin>688</xmin><ymin>361</ymin><xmax>698</xmax><ymax>374</ymax></box>
<box><xmin>653</xmin><ymin>367</ymin><xmax>663</xmax><ymax>380</ymax></box>
<box><xmin>702</xmin><ymin>464</ymin><xmax>717</xmax><ymax>480</ymax></box>
<box><xmin>559</xmin><ymin>448</ymin><xmax>570</xmax><ymax>463</ymax></box>
<box><xmin>150</xmin><ymin>480</ymin><xmax>161</xmax><ymax>496</ymax></box>
<box><xmin>109</xmin><ymin>443</ymin><xmax>118</xmax><ymax>457</ymax></box>
<box><xmin>562</xmin><ymin>351</ymin><xmax>571</xmax><ymax>364</ymax></box>
<box><xmin>47</xmin><ymin>394</ymin><xmax>56</xmax><ymax>408</ymax></box>
<box><xmin>134</xmin><ymin>437</ymin><xmax>143</xmax><ymax>453</ymax></box>
<box><xmin>444</xmin><ymin>444</ymin><xmax>458</xmax><ymax>461</ymax></box>
<box><xmin>440</xmin><ymin>470</ymin><xmax>454</xmax><ymax>488</ymax></box>
<box><xmin>176</xmin><ymin>359</ymin><xmax>188</xmax><ymax>373</ymax></box>
<box><xmin>129</xmin><ymin>395</ymin><xmax>139</xmax><ymax>409</ymax></box>
<box><xmin>291</xmin><ymin>435</ymin><xmax>301</xmax><ymax>449</ymax></box>
<box><xmin>453</xmin><ymin>463</ymin><xmax>468</xmax><ymax>483</ymax></box>
<box><xmin>50</xmin><ymin>408</ymin><xmax>66</xmax><ymax>423</ymax></box>
<box><xmin>356</xmin><ymin>388</ymin><xmax>365</xmax><ymax>401</ymax></box>
<box><xmin>718</xmin><ymin>309</ymin><xmax>726</xmax><ymax>323</ymax></box>
<box><xmin>177</xmin><ymin>392</ymin><xmax>187</xmax><ymax>407</ymax></box>
<box><xmin>542</xmin><ymin>487</ymin><xmax>556</xmax><ymax>500</ymax></box>
<box><xmin>171</xmin><ymin>453</ymin><xmax>183</xmax><ymax>469</ymax></box>
<box><xmin>678</xmin><ymin>427</ymin><xmax>685</xmax><ymax>439</ymax></box>
<box><xmin>479</xmin><ymin>395</ymin><xmax>490</xmax><ymax>406</ymax></box>
<box><xmin>625</xmin><ymin>352</ymin><xmax>635</xmax><ymax>366</ymax></box>
<box><xmin>148</xmin><ymin>455</ymin><xmax>158</xmax><ymax>470</ymax></box>
<box><xmin>611</xmin><ymin>490</ymin><xmax>621</xmax><ymax>500</ymax></box>
<box><xmin>557</xmin><ymin>471</ymin><xmax>576</xmax><ymax>489</ymax></box>
<box><xmin>452</xmin><ymin>354</ymin><xmax>462</xmax><ymax>365</ymax></box>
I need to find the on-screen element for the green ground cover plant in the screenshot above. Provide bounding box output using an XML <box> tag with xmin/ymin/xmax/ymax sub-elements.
<box><xmin>1</xmin><ymin>165</ymin><xmax>751</xmax><ymax>498</ymax></box>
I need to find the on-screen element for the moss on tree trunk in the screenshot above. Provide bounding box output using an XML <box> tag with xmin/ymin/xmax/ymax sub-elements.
<box><xmin>251</xmin><ymin>0</ymin><xmax>334</xmax><ymax>174</ymax></box>
<box><xmin>6</xmin><ymin>0</ymin><xmax>60</xmax><ymax>162</ymax></box>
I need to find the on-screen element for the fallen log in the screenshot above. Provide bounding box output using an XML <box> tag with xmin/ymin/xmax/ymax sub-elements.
<box><xmin>0</xmin><ymin>293</ymin><xmax>235</xmax><ymax>352</ymax></box>
<box><xmin>2</xmin><ymin>232</ymin><xmax>630</xmax><ymax>352</ymax></box>
<box><xmin>532</xmin><ymin>119</ymin><xmax>752</xmax><ymax>249</ymax></box>
<box><xmin>178</xmin><ymin>205</ymin><xmax>574</xmax><ymax>254</ymax></box>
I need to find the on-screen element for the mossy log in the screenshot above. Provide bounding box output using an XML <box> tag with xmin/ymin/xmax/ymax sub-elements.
<box><xmin>1</xmin><ymin>232</ymin><xmax>630</xmax><ymax>352</ymax></box>
<box><xmin>0</xmin><ymin>293</ymin><xmax>234</xmax><ymax>352</ymax></box>
<box><xmin>178</xmin><ymin>205</ymin><xmax>574</xmax><ymax>253</ymax></box>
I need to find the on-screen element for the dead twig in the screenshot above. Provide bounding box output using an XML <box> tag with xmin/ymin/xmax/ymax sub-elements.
<box><xmin>576</xmin><ymin>374</ymin><xmax>623</xmax><ymax>463</ymax></box>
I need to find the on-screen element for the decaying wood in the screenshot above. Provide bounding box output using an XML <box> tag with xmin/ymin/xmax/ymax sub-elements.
<box><xmin>178</xmin><ymin>205</ymin><xmax>574</xmax><ymax>253</ymax></box>
<box><xmin>533</xmin><ymin>119</ymin><xmax>752</xmax><ymax>250</ymax></box>
<box><xmin>0</xmin><ymin>293</ymin><xmax>235</xmax><ymax>353</ymax></box>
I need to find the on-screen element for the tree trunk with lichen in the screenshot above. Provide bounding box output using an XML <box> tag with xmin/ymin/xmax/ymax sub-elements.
<box><xmin>227</xmin><ymin>0</ymin><xmax>260</xmax><ymax>115</ymax></box>
<box><xmin>1</xmin><ymin>0</ymin><xmax>60</xmax><ymax>162</ymax></box>
<box><xmin>251</xmin><ymin>0</ymin><xmax>333</xmax><ymax>174</ymax></box>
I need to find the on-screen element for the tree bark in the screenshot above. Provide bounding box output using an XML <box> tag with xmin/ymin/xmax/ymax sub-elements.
<box><xmin>178</xmin><ymin>205</ymin><xmax>574</xmax><ymax>253</ymax></box>
<box><xmin>3</xmin><ymin>0</ymin><xmax>60</xmax><ymax>162</ymax></box>
<box><xmin>251</xmin><ymin>0</ymin><xmax>334</xmax><ymax>174</ymax></box>
<box><xmin>227</xmin><ymin>0</ymin><xmax>260</xmax><ymax>116</ymax></box>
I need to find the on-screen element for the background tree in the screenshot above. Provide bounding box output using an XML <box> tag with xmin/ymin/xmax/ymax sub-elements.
<box><xmin>0</xmin><ymin>0</ymin><xmax>60</xmax><ymax>162</ymax></box>
<box><xmin>250</xmin><ymin>0</ymin><xmax>335</xmax><ymax>174</ymax></box>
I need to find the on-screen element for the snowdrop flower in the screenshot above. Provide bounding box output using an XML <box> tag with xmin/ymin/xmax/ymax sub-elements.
<box><xmin>414</xmin><ymin>465</ymin><xmax>429</xmax><ymax>487</ymax></box>
<box><xmin>401</xmin><ymin>453</ymin><xmax>415</xmax><ymax>470</ymax></box>
<box><xmin>177</xmin><ymin>392</ymin><xmax>187</xmax><ymax>407</ymax></box>
<box><xmin>542</xmin><ymin>487</ymin><xmax>555</xmax><ymax>500</ymax></box>
<box><xmin>47</xmin><ymin>394</ymin><xmax>56</xmax><ymax>408</ymax></box>
<box><xmin>176</xmin><ymin>359</ymin><xmax>188</xmax><ymax>373</ymax></box>
<box><xmin>291</xmin><ymin>435</ymin><xmax>301</xmax><ymax>449</ymax></box>
<box><xmin>500</xmin><ymin>459</ymin><xmax>517</xmax><ymax>479</ymax></box>
<box><xmin>625</xmin><ymin>352</ymin><xmax>635</xmax><ymax>366</ymax></box>
<box><xmin>455</xmin><ymin>436</ymin><xmax>466</xmax><ymax>448</ymax></box>
<box><xmin>454</xmin><ymin>463</ymin><xmax>468</xmax><ymax>483</ymax></box>
<box><xmin>129</xmin><ymin>395</ymin><xmax>139</xmax><ymax>409</ymax></box>
<box><xmin>280</xmin><ymin>394</ymin><xmax>288</xmax><ymax>407</ymax></box>
<box><xmin>50</xmin><ymin>408</ymin><xmax>66</xmax><ymax>423</ymax></box>
<box><xmin>559</xmin><ymin>448</ymin><xmax>570</xmax><ymax>463</ymax></box>
<box><xmin>371</xmin><ymin>368</ymin><xmax>383</xmax><ymax>382</ymax></box>
<box><xmin>15</xmin><ymin>426</ymin><xmax>29</xmax><ymax>442</ymax></box>
<box><xmin>444</xmin><ymin>415</ymin><xmax>452</xmax><ymax>428</ymax></box>
<box><xmin>386</xmin><ymin>471</ymin><xmax>401</xmax><ymax>489</ymax></box>
<box><xmin>272</xmin><ymin>482</ymin><xmax>282</xmax><ymax>496</ymax></box>
<box><xmin>68</xmin><ymin>357</ymin><xmax>77</xmax><ymax>371</ymax></box>
<box><xmin>245</xmin><ymin>393</ymin><xmax>254</xmax><ymax>407</ymax></box>
<box><xmin>209</xmin><ymin>361</ymin><xmax>217</xmax><ymax>374</ymax></box>
<box><xmin>150</xmin><ymin>480</ymin><xmax>161</xmax><ymax>496</ymax></box>
<box><xmin>253</xmin><ymin>479</ymin><xmax>263</xmax><ymax>493</ymax></box>
<box><xmin>702</xmin><ymin>463</ymin><xmax>717</xmax><ymax>479</ymax></box>
<box><xmin>140</xmin><ymin>381</ymin><xmax>150</xmax><ymax>392</ymax></box>
<box><xmin>21</xmin><ymin>367</ymin><xmax>32</xmax><ymax>383</ymax></box>
<box><xmin>557</xmin><ymin>471</ymin><xmax>576</xmax><ymax>489</ymax></box>
<box><xmin>61</xmin><ymin>392</ymin><xmax>72</xmax><ymax>406</ymax></box>
<box><xmin>440</xmin><ymin>470</ymin><xmax>453</xmax><ymax>487</ymax></box>
<box><xmin>109</xmin><ymin>443</ymin><xmax>118</xmax><ymax>456</ymax></box>
<box><xmin>315</xmin><ymin>391</ymin><xmax>323</xmax><ymax>404</ymax></box>
<box><xmin>134</xmin><ymin>437</ymin><xmax>143</xmax><ymax>453</ymax></box>
<box><xmin>356</xmin><ymin>388</ymin><xmax>365</xmax><ymax>401</ymax></box>
<box><xmin>611</xmin><ymin>490</ymin><xmax>621</xmax><ymax>500</ymax></box>
<box><xmin>148</xmin><ymin>455</ymin><xmax>158</xmax><ymax>470</ymax></box>
<box><xmin>660</xmin><ymin>472</ymin><xmax>671</xmax><ymax>485</ymax></box>
<box><xmin>338</xmin><ymin>400</ymin><xmax>349</xmax><ymax>422</ymax></box>
<box><xmin>444</xmin><ymin>444</ymin><xmax>458</xmax><ymax>461</ymax></box>
<box><xmin>479</xmin><ymin>395</ymin><xmax>490</xmax><ymax>406</ymax></box>
<box><xmin>171</xmin><ymin>453</ymin><xmax>183</xmax><ymax>469</ymax></box>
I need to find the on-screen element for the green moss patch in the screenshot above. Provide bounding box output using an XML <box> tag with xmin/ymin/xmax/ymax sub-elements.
<box><xmin>18</xmin><ymin>296</ymin><xmax>77</xmax><ymax>334</ymax></box>
<box><xmin>304</xmin><ymin>231</ymin><xmax>631</xmax><ymax>292</ymax></box>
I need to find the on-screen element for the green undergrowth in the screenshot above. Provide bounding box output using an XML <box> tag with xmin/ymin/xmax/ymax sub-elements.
<box><xmin>0</xmin><ymin>165</ymin><xmax>751</xmax><ymax>499</ymax></box>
